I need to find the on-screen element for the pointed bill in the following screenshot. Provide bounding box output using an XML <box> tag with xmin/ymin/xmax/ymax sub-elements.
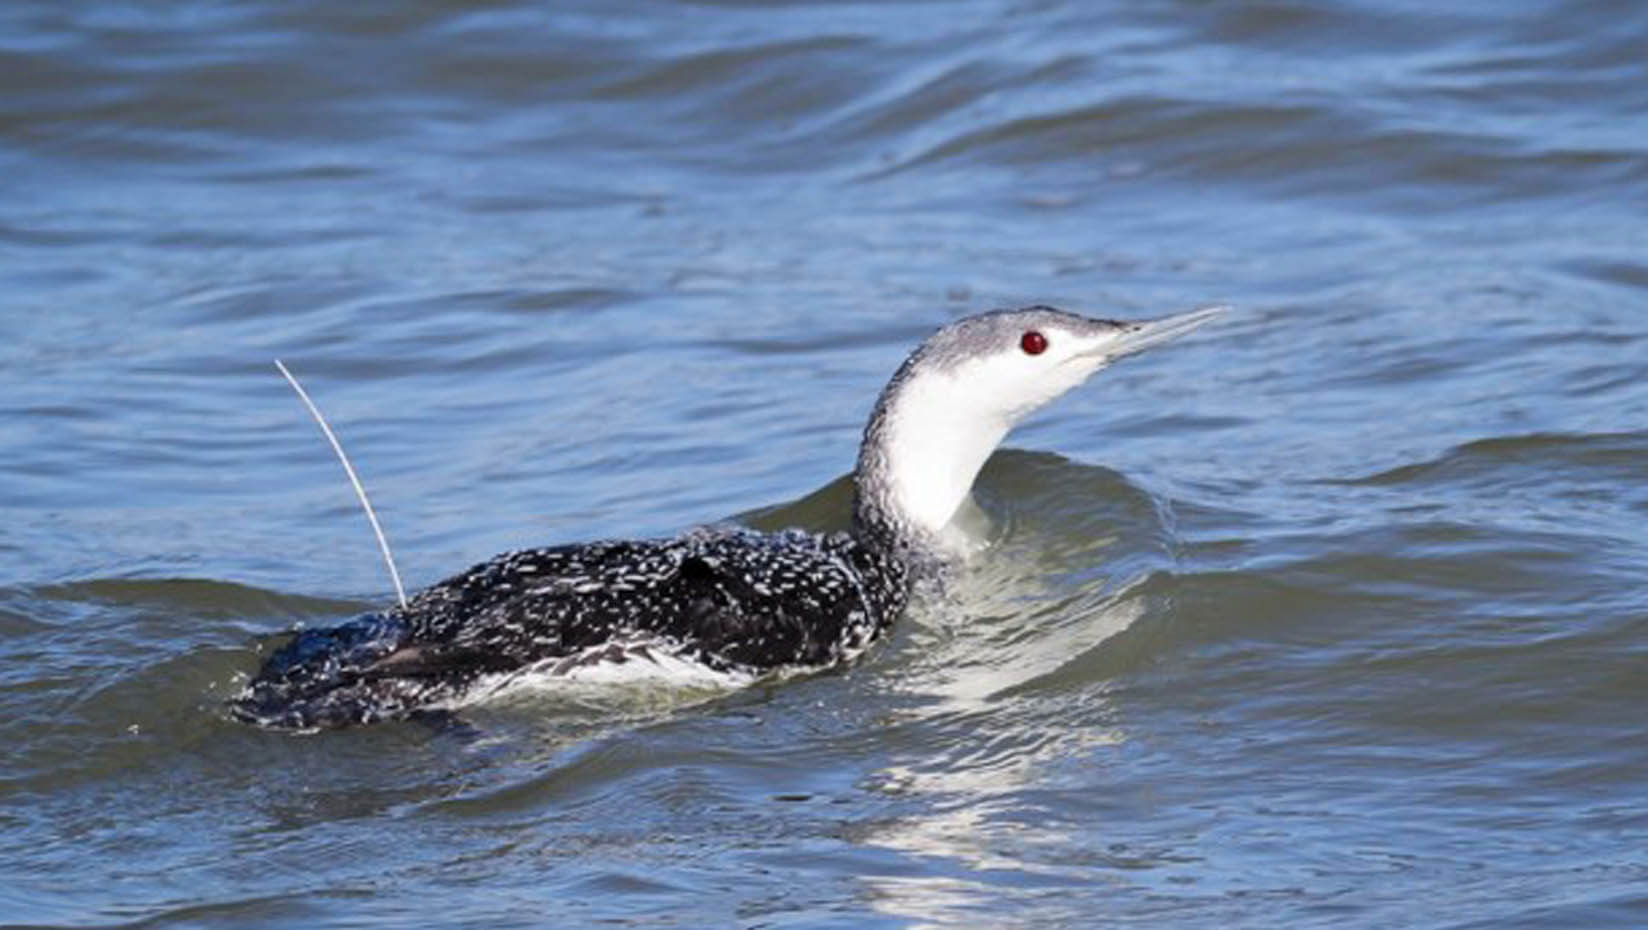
<box><xmin>1106</xmin><ymin>305</ymin><xmax>1228</xmax><ymax>359</ymax></box>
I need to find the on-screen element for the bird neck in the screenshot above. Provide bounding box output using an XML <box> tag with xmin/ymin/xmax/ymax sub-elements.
<box><xmin>851</xmin><ymin>363</ymin><xmax>1010</xmax><ymax>555</ymax></box>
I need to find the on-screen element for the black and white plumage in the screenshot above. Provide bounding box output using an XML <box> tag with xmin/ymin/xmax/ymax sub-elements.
<box><xmin>233</xmin><ymin>529</ymin><xmax>908</xmax><ymax>728</ymax></box>
<box><xmin>233</xmin><ymin>304</ymin><xmax>1221</xmax><ymax>729</ymax></box>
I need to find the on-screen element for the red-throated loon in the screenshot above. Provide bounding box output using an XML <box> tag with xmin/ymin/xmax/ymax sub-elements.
<box><xmin>231</xmin><ymin>304</ymin><xmax>1223</xmax><ymax>729</ymax></box>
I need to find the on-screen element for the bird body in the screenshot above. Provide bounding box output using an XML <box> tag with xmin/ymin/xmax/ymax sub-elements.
<box><xmin>233</xmin><ymin>527</ymin><xmax>906</xmax><ymax>728</ymax></box>
<box><xmin>233</xmin><ymin>305</ymin><xmax>1220</xmax><ymax>728</ymax></box>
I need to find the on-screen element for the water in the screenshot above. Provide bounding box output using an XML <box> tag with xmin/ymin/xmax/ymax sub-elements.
<box><xmin>3</xmin><ymin>0</ymin><xmax>1647</xmax><ymax>926</ymax></box>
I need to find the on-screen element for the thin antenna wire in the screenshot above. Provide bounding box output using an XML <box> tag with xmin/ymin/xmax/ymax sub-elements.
<box><xmin>274</xmin><ymin>359</ymin><xmax>408</xmax><ymax>608</ymax></box>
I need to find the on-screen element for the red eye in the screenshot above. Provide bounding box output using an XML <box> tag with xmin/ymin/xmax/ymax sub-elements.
<box><xmin>1020</xmin><ymin>330</ymin><xmax>1048</xmax><ymax>355</ymax></box>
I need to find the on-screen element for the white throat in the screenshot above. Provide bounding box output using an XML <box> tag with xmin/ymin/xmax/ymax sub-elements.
<box><xmin>857</xmin><ymin>345</ymin><xmax>1100</xmax><ymax>549</ymax></box>
<box><xmin>874</xmin><ymin>365</ymin><xmax>1013</xmax><ymax>541</ymax></box>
